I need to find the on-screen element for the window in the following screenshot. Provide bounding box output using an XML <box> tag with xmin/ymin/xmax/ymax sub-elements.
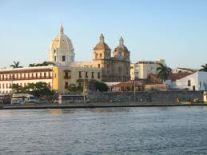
<box><xmin>98</xmin><ymin>64</ymin><xmax>100</xmax><ymax>68</ymax></box>
<box><xmin>79</xmin><ymin>71</ymin><xmax>82</xmax><ymax>78</ymax></box>
<box><xmin>100</xmin><ymin>53</ymin><xmax>102</xmax><ymax>58</ymax></box>
<box><xmin>65</xmin><ymin>82</ymin><xmax>68</xmax><ymax>89</ymax></box>
<box><xmin>98</xmin><ymin>72</ymin><xmax>100</xmax><ymax>79</ymax></box>
<box><xmin>65</xmin><ymin>72</ymin><xmax>68</xmax><ymax>78</ymax></box>
<box><xmin>44</xmin><ymin>72</ymin><xmax>46</xmax><ymax>78</ymax></box>
<box><xmin>188</xmin><ymin>80</ymin><xmax>191</xmax><ymax>86</ymax></box>
<box><xmin>62</xmin><ymin>56</ymin><xmax>66</xmax><ymax>62</ymax></box>
<box><xmin>85</xmin><ymin>72</ymin><xmax>88</xmax><ymax>78</ymax></box>
<box><xmin>54</xmin><ymin>56</ymin><xmax>56</xmax><ymax>61</ymax></box>
<box><xmin>91</xmin><ymin>72</ymin><xmax>94</xmax><ymax>78</ymax></box>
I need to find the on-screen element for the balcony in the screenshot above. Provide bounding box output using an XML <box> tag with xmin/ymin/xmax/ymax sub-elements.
<box><xmin>64</xmin><ymin>76</ymin><xmax>71</xmax><ymax>79</ymax></box>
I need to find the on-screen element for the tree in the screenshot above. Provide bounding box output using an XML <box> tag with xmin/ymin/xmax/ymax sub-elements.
<box><xmin>23</xmin><ymin>82</ymin><xmax>54</xmax><ymax>97</ymax></box>
<box><xmin>157</xmin><ymin>63</ymin><xmax>172</xmax><ymax>82</ymax></box>
<box><xmin>94</xmin><ymin>81</ymin><xmax>108</xmax><ymax>91</ymax></box>
<box><xmin>11</xmin><ymin>83</ymin><xmax>22</xmax><ymax>93</ymax></box>
<box><xmin>13</xmin><ymin>82</ymin><xmax>54</xmax><ymax>98</ymax></box>
<box><xmin>10</xmin><ymin>61</ymin><xmax>22</xmax><ymax>68</ymax></box>
<box><xmin>67</xmin><ymin>84</ymin><xmax>79</xmax><ymax>92</ymax></box>
<box><xmin>199</xmin><ymin>64</ymin><xmax>207</xmax><ymax>72</ymax></box>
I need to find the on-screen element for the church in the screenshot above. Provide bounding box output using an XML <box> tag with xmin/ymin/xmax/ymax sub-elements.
<box><xmin>0</xmin><ymin>25</ymin><xmax>131</xmax><ymax>94</ymax></box>
<box><xmin>48</xmin><ymin>25</ymin><xmax>131</xmax><ymax>82</ymax></box>
<box><xmin>73</xmin><ymin>33</ymin><xmax>131</xmax><ymax>82</ymax></box>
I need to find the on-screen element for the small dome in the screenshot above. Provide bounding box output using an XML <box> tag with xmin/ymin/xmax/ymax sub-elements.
<box><xmin>50</xmin><ymin>25</ymin><xmax>74</xmax><ymax>52</ymax></box>
<box><xmin>94</xmin><ymin>34</ymin><xmax>111</xmax><ymax>51</ymax></box>
<box><xmin>114</xmin><ymin>37</ymin><xmax>128</xmax><ymax>52</ymax></box>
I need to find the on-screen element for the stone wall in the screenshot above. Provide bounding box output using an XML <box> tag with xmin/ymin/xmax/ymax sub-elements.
<box><xmin>88</xmin><ymin>91</ymin><xmax>203</xmax><ymax>103</ymax></box>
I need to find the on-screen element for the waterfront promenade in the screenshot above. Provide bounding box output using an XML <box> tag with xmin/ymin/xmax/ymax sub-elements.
<box><xmin>1</xmin><ymin>101</ymin><xmax>206</xmax><ymax>110</ymax></box>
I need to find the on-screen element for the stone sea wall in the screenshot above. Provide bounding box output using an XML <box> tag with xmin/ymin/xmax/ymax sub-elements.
<box><xmin>88</xmin><ymin>91</ymin><xmax>203</xmax><ymax>103</ymax></box>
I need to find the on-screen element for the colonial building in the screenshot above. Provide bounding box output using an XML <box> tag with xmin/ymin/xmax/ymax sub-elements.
<box><xmin>0</xmin><ymin>25</ymin><xmax>102</xmax><ymax>94</ymax></box>
<box><xmin>167</xmin><ymin>71</ymin><xmax>207</xmax><ymax>91</ymax></box>
<box><xmin>0</xmin><ymin>65</ymin><xmax>101</xmax><ymax>94</ymax></box>
<box><xmin>75</xmin><ymin>34</ymin><xmax>131</xmax><ymax>82</ymax></box>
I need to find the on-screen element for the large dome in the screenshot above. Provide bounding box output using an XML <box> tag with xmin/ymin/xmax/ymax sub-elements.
<box><xmin>50</xmin><ymin>25</ymin><xmax>74</xmax><ymax>52</ymax></box>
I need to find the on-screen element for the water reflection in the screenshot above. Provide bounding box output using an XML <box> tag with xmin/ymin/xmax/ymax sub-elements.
<box><xmin>1</xmin><ymin>107</ymin><xmax>207</xmax><ymax>155</ymax></box>
<box><xmin>88</xmin><ymin>107</ymin><xmax>130</xmax><ymax>113</ymax></box>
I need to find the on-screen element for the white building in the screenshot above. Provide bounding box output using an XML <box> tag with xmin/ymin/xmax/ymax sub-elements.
<box><xmin>130</xmin><ymin>59</ymin><xmax>165</xmax><ymax>80</ymax></box>
<box><xmin>0</xmin><ymin>66</ymin><xmax>53</xmax><ymax>94</ymax></box>
<box><xmin>174</xmin><ymin>72</ymin><xmax>207</xmax><ymax>91</ymax></box>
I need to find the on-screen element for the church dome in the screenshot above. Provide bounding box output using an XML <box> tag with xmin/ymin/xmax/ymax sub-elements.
<box><xmin>114</xmin><ymin>37</ymin><xmax>128</xmax><ymax>52</ymax></box>
<box><xmin>50</xmin><ymin>25</ymin><xmax>74</xmax><ymax>52</ymax></box>
<box><xmin>94</xmin><ymin>34</ymin><xmax>111</xmax><ymax>51</ymax></box>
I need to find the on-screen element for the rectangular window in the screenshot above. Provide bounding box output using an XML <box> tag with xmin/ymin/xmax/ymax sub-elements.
<box><xmin>62</xmin><ymin>56</ymin><xmax>66</xmax><ymax>62</ymax></box>
<box><xmin>85</xmin><ymin>72</ymin><xmax>88</xmax><ymax>78</ymax></box>
<box><xmin>79</xmin><ymin>71</ymin><xmax>82</xmax><ymax>78</ymax></box>
<box><xmin>54</xmin><ymin>56</ymin><xmax>56</xmax><ymax>61</ymax></box>
<box><xmin>92</xmin><ymin>72</ymin><xmax>94</xmax><ymax>78</ymax></box>
<box><xmin>98</xmin><ymin>64</ymin><xmax>100</xmax><ymax>68</ymax></box>
<box><xmin>65</xmin><ymin>72</ymin><xmax>69</xmax><ymax>78</ymax></box>
<box><xmin>44</xmin><ymin>72</ymin><xmax>46</xmax><ymax>78</ymax></box>
<box><xmin>188</xmin><ymin>80</ymin><xmax>191</xmax><ymax>86</ymax></box>
<box><xmin>98</xmin><ymin>72</ymin><xmax>100</xmax><ymax>79</ymax></box>
<box><xmin>65</xmin><ymin>82</ymin><xmax>68</xmax><ymax>89</ymax></box>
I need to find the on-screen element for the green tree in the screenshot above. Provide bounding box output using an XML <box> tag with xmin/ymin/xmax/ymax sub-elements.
<box><xmin>199</xmin><ymin>64</ymin><xmax>207</xmax><ymax>72</ymax></box>
<box><xmin>95</xmin><ymin>81</ymin><xmax>108</xmax><ymax>91</ymax></box>
<box><xmin>11</xmin><ymin>83</ymin><xmax>22</xmax><ymax>93</ymax></box>
<box><xmin>10</xmin><ymin>61</ymin><xmax>22</xmax><ymax>68</ymax></box>
<box><xmin>22</xmin><ymin>82</ymin><xmax>54</xmax><ymax>97</ymax></box>
<box><xmin>157</xmin><ymin>63</ymin><xmax>172</xmax><ymax>82</ymax></box>
<box><xmin>67</xmin><ymin>84</ymin><xmax>78</xmax><ymax>92</ymax></box>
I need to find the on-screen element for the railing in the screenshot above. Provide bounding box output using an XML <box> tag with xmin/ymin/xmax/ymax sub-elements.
<box><xmin>0</xmin><ymin>76</ymin><xmax>52</xmax><ymax>81</ymax></box>
<box><xmin>64</xmin><ymin>76</ymin><xmax>71</xmax><ymax>79</ymax></box>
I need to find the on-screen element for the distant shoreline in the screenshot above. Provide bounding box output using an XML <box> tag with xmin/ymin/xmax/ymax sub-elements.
<box><xmin>1</xmin><ymin>102</ymin><xmax>206</xmax><ymax>110</ymax></box>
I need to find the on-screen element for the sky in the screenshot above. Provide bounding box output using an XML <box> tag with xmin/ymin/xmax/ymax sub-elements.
<box><xmin>0</xmin><ymin>0</ymin><xmax>207</xmax><ymax>69</ymax></box>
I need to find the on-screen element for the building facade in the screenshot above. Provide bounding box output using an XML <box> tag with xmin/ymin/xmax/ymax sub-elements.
<box><xmin>75</xmin><ymin>34</ymin><xmax>131</xmax><ymax>82</ymax></box>
<box><xmin>174</xmin><ymin>71</ymin><xmax>207</xmax><ymax>91</ymax></box>
<box><xmin>0</xmin><ymin>65</ymin><xmax>101</xmax><ymax>94</ymax></box>
<box><xmin>130</xmin><ymin>59</ymin><xmax>165</xmax><ymax>80</ymax></box>
<box><xmin>0</xmin><ymin>25</ymin><xmax>102</xmax><ymax>94</ymax></box>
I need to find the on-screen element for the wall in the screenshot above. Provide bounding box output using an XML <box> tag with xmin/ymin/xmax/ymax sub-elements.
<box><xmin>88</xmin><ymin>91</ymin><xmax>203</xmax><ymax>103</ymax></box>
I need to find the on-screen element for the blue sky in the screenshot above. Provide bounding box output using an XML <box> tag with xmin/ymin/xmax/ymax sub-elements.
<box><xmin>0</xmin><ymin>0</ymin><xmax>207</xmax><ymax>69</ymax></box>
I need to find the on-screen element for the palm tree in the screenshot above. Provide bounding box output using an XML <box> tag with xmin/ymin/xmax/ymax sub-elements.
<box><xmin>157</xmin><ymin>63</ymin><xmax>172</xmax><ymax>82</ymax></box>
<box><xmin>10</xmin><ymin>61</ymin><xmax>22</xmax><ymax>68</ymax></box>
<box><xmin>199</xmin><ymin>64</ymin><xmax>207</xmax><ymax>72</ymax></box>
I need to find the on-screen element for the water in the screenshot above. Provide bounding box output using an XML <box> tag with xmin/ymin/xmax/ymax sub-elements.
<box><xmin>0</xmin><ymin>106</ymin><xmax>207</xmax><ymax>155</ymax></box>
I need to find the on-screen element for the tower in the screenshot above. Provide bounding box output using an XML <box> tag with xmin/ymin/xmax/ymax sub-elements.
<box><xmin>93</xmin><ymin>34</ymin><xmax>111</xmax><ymax>60</ymax></box>
<box><xmin>48</xmin><ymin>25</ymin><xmax>75</xmax><ymax>66</ymax></box>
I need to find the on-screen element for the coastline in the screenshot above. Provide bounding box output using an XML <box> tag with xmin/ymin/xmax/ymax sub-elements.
<box><xmin>1</xmin><ymin>102</ymin><xmax>206</xmax><ymax>110</ymax></box>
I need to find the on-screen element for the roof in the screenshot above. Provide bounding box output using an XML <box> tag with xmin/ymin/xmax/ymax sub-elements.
<box><xmin>50</xmin><ymin>25</ymin><xmax>74</xmax><ymax>51</ymax></box>
<box><xmin>94</xmin><ymin>42</ymin><xmax>111</xmax><ymax>50</ymax></box>
<box><xmin>169</xmin><ymin>72</ymin><xmax>192</xmax><ymax>81</ymax></box>
<box><xmin>112</xmin><ymin>81</ymin><xmax>143</xmax><ymax>88</ymax></box>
